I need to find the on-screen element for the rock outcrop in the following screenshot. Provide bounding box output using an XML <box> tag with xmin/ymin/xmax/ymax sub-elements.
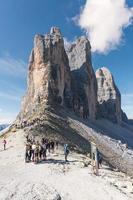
<box><xmin>67</xmin><ymin>36</ymin><xmax>97</xmax><ymax>119</ymax></box>
<box><xmin>16</xmin><ymin>28</ymin><xmax>128</xmax><ymax>126</ymax></box>
<box><xmin>96</xmin><ymin>67</ymin><xmax>122</xmax><ymax>124</ymax></box>
<box><xmin>18</xmin><ymin>27</ymin><xmax>72</xmax><ymax>122</ymax></box>
<box><xmin>17</xmin><ymin>28</ymin><xmax>98</xmax><ymax>125</ymax></box>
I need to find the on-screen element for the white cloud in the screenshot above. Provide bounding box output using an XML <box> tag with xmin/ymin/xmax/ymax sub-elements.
<box><xmin>76</xmin><ymin>0</ymin><xmax>133</xmax><ymax>53</ymax></box>
<box><xmin>0</xmin><ymin>54</ymin><xmax>27</xmax><ymax>77</ymax></box>
<box><xmin>122</xmin><ymin>93</ymin><xmax>133</xmax><ymax>119</ymax></box>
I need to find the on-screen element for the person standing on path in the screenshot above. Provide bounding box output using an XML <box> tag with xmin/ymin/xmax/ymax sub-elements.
<box><xmin>55</xmin><ymin>140</ymin><xmax>59</xmax><ymax>150</ymax></box>
<box><xmin>64</xmin><ymin>144</ymin><xmax>69</xmax><ymax>162</ymax></box>
<box><xmin>3</xmin><ymin>139</ymin><xmax>7</xmax><ymax>150</ymax></box>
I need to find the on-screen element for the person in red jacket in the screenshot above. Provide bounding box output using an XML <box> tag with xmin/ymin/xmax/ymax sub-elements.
<box><xmin>3</xmin><ymin>139</ymin><xmax>7</xmax><ymax>150</ymax></box>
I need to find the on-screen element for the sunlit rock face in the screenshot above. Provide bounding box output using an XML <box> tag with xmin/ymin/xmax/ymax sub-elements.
<box><xmin>18</xmin><ymin>27</ymin><xmax>71</xmax><ymax>121</ymax></box>
<box><xmin>17</xmin><ymin>27</ymin><xmax>127</xmax><ymax>126</ymax></box>
<box><xmin>96</xmin><ymin>67</ymin><xmax>122</xmax><ymax>124</ymax></box>
<box><xmin>67</xmin><ymin>36</ymin><xmax>98</xmax><ymax>119</ymax></box>
<box><xmin>17</xmin><ymin>28</ymin><xmax>98</xmax><ymax>124</ymax></box>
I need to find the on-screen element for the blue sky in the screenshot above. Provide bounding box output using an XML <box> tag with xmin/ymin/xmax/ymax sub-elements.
<box><xmin>0</xmin><ymin>0</ymin><xmax>133</xmax><ymax>123</ymax></box>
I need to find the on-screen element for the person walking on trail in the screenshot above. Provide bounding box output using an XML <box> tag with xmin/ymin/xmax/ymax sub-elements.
<box><xmin>64</xmin><ymin>144</ymin><xmax>69</xmax><ymax>162</ymax></box>
<box><xmin>97</xmin><ymin>150</ymin><xmax>103</xmax><ymax>169</ymax></box>
<box><xmin>46</xmin><ymin>140</ymin><xmax>50</xmax><ymax>153</ymax></box>
<box><xmin>55</xmin><ymin>140</ymin><xmax>59</xmax><ymax>150</ymax></box>
<box><xmin>34</xmin><ymin>141</ymin><xmax>40</xmax><ymax>164</ymax></box>
<box><xmin>50</xmin><ymin>140</ymin><xmax>55</xmax><ymax>153</ymax></box>
<box><xmin>3</xmin><ymin>139</ymin><xmax>7</xmax><ymax>150</ymax></box>
<box><xmin>25</xmin><ymin>142</ymin><xmax>31</xmax><ymax>162</ymax></box>
<box><xmin>39</xmin><ymin>142</ymin><xmax>42</xmax><ymax>160</ymax></box>
<box><xmin>31</xmin><ymin>142</ymin><xmax>36</xmax><ymax>162</ymax></box>
<box><xmin>41</xmin><ymin>141</ymin><xmax>47</xmax><ymax>160</ymax></box>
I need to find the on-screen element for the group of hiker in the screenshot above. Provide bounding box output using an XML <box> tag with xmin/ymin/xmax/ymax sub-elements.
<box><xmin>25</xmin><ymin>137</ymin><xmax>70</xmax><ymax>164</ymax></box>
<box><xmin>2</xmin><ymin>136</ymin><xmax>102</xmax><ymax>175</ymax></box>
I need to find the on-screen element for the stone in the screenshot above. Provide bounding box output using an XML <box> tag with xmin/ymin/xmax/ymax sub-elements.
<box><xmin>16</xmin><ymin>28</ymin><xmax>128</xmax><ymax>127</ymax></box>
<box><xmin>66</xmin><ymin>36</ymin><xmax>97</xmax><ymax>119</ymax></box>
<box><xmin>96</xmin><ymin>67</ymin><xmax>122</xmax><ymax>124</ymax></box>
<box><xmin>18</xmin><ymin>27</ymin><xmax>71</xmax><ymax>121</ymax></box>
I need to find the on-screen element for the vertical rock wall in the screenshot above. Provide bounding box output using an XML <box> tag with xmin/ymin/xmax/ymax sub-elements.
<box><xmin>96</xmin><ymin>67</ymin><xmax>122</xmax><ymax>124</ymax></box>
<box><xmin>19</xmin><ymin>27</ymin><xmax>71</xmax><ymax>121</ymax></box>
<box><xmin>67</xmin><ymin>36</ymin><xmax>97</xmax><ymax>119</ymax></box>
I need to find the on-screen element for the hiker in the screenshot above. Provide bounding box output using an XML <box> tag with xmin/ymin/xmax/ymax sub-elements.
<box><xmin>3</xmin><ymin>139</ymin><xmax>7</xmax><ymax>150</ymax></box>
<box><xmin>97</xmin><ymin>150</ymin><xmax>103</xmax><ymax>169</ymax></box>
<box><xmin>64</xmin><ymin>144</ymin><xmax>69</xmax><ymax>162</ymax></box>
<box><xmin>46</xmin><ymin>140</ymin><xmax>50</xmax><ymax>153</ymax></box>
<box><xmin>31</xmin><ymin>141</ymin><xmax>36</xmax><ymax>162</ymax></box>
<box><xmin>29</xmin><ymin>142</ymin><xmax>32</xmax><ymax>161</ymax></box>
<box><xmin>34</xmin><ymin>141</ymin><xmax>40</xmax><ymax>164</ymax></box>
<box><xmin>41</xmin><ymin>138</ymin><xmax>45</xmax><ymax>144</ymax></box>
<box><xmin>41</xmin><ymin>141</ymin><xmax>47</xmax><ymax>160</ymax></box>
<box><xmin>26</xmin><ymin>134</ymin><xmax>29</xmax><ymax>142</ymax></box>
<box><xmin>39</xmin><ymin>142</ymin><xmax>42</xmax><ymax>160</ymax></box>
<box><xmin>50</xmin><ymin>140</ymin><xmax>55</xmax><ymax>153</ymax></box>
<box><xmin>92</xmin><ymin>152</ymin><xmax>96</xmax><ymax>172</ymax></box>
<box><xmin>55</xmin><ymin>140</ymin><xmax>59</xmax><ymax>150</ymax></box>
<box><xmin>25</xmin><ymin>142</ymin><xmax>31</xmax><ymax>162</ymax></box>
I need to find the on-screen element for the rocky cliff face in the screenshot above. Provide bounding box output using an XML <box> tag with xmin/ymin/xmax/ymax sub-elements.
<box><xmin>17</xmin><ymin>28</ymin><xmax>98</xmax><ymax>125</ymax></box>
<box><xmin>18</xmin><ymin>27</ymin><xmax>72</xmax><ymax>122</ymax></box>
<box><xmin>96</xmin><ymin>67</ymin><xmax>122</xmax><ymax>124</ymax></box>
<box><xmin>66</xmin><ymin>36</ymin><xmax>97</xmax><ymax>119</ymax></box>
<box><xmin>16</xmin><ymin>27</ymin><xmax>128</xmax><ymax>127</ymax></box>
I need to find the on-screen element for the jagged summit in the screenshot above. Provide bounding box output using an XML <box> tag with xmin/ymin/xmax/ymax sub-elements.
<box><xmin>96</xmin><ymin>67</ymin><xmax>122</xmax><ymax>124</ymax></box>
<box><xmin>96</xmin><ymin>67</ymin><xmax>112</xmax><ymax>78</ymax></box>
<box><xmin>96</xmin><ymin>66</ymin><xmax>121</xmax><ymax>101</ymax></box>
<box><xmin>66</xmin><ymin>36</ymin><xmax>91</xmax><ymax>71</ymax></box>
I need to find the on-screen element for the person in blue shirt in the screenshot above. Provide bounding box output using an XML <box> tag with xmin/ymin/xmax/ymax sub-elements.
<box><xmin>64</xmin><ymin>144</ymin><xmax>69</xmax><ymax>162</ymax></box>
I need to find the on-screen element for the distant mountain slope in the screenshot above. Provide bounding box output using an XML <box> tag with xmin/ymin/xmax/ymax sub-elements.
<box><xmin>128</xmin><ymin>119</ymin><xmax>133</xmax><ymax>126</ymax></box>
<box><xmin>0</xmin><ymin>124</ymin><xmax>9</xmax><ymax>131</ymax></box>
